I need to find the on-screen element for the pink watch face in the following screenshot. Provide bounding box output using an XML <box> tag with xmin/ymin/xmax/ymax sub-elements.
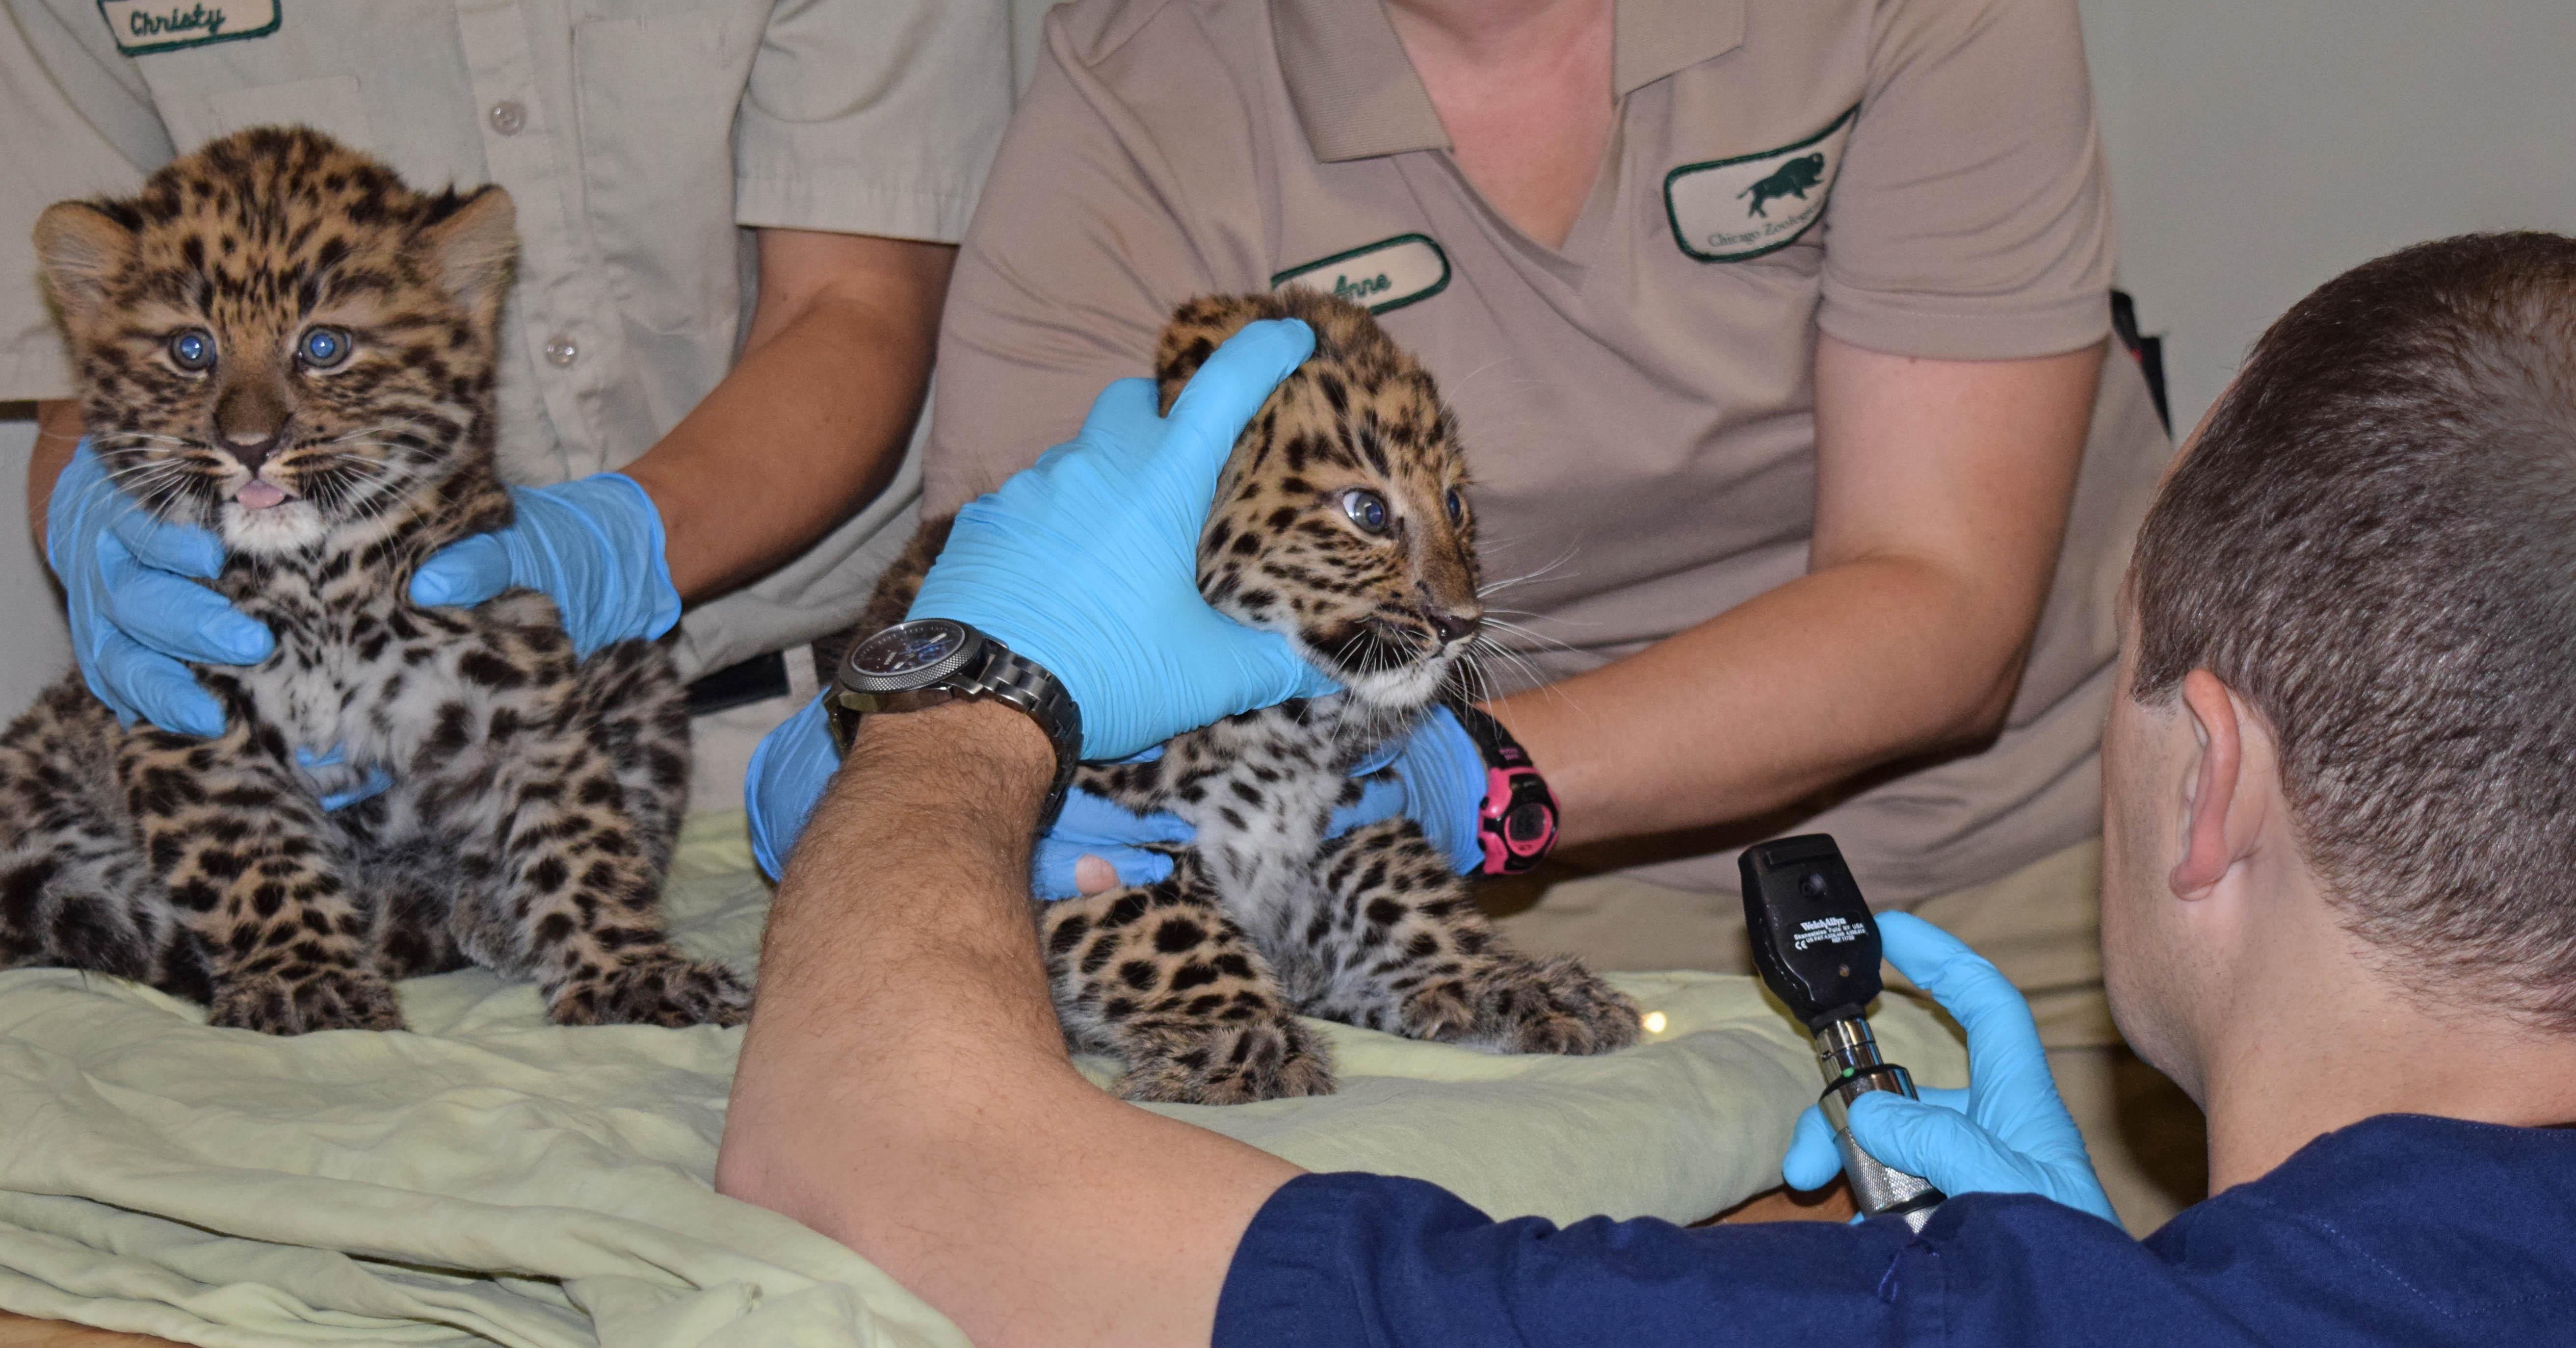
<box><xmin>1477</xmin><ymin>765</ymin><xmax>1558</xmax><ymax>875</ymax></box>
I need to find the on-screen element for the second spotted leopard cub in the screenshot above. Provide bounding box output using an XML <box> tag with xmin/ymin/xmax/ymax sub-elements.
<box><xmin>0</xmin><ymin>129</ymin><xmax>741</xmax><ymax>1034</ymax></box>
<box><xmin>859</xmin><ymin>290</ymin><xmax>1638</xmax><ymax>1102</ymax></box>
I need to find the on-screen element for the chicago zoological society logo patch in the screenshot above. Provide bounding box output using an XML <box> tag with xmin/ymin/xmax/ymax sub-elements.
<box><xmin>99</xmin><ymin>0</ymin><xmax>278</xmax><ymax>53</ymax></box>
<box><xmin>1271</xmin><ymin>233</ymin><xmax>1450</xmax><ymax>315</ymax></box>
<box><xmin>1663</xmin><ymin>106</ymin><xmax>1859</xmax><ymax>263</ymax></box>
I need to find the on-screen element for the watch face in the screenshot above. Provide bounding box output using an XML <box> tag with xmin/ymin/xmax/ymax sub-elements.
<box><xmin>844</xmin><ymin>618</ymin><xmax>976</xmax><ymax>692</ymax></box>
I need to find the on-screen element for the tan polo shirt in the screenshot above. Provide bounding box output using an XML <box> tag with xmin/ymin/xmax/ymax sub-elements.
<box><xmin>0</xmin><ymin>0</ymin><xmax>1013</xmax><ymax>677</ymax></box>
<box><xmin>925</xmin><ymin>0</ymin><xmax>2172</xmax><ymax>904</ymax></box>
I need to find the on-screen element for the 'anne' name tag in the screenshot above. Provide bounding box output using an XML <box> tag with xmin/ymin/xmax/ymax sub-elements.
<box><xmin>99</xmin><ymin>0</ymin><xmax>279</xmax><ymax>55</ymax></box>
<box><xmin>1272</xmin><ymin>233</ymin><xmax>1450</xmax><ymax>315</ymax></box>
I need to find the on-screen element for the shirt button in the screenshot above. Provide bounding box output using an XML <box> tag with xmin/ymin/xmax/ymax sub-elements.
<box><xmin>487</xmin><ymin>100</ymin><xmax>527</xmax><ymax>136</ymax></box>
<box><xmin>543</xmin><ymin>336</ymin><xmax>578</xmax><ymax>368</ymax></box>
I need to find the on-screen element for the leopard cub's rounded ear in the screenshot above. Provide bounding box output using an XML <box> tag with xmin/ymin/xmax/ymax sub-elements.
<box><xmin>32</xmin><ymin>202</ymin><xmax>137</xmax><ymax>329</ymax></box>
<box><xmin>420</xmin><ymin>184</ymin><xmax>519</xmax><ymax>322</ymax></box>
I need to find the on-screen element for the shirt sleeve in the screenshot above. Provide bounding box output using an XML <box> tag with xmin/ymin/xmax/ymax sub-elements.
<box><xmin>1216</xmin><ymin>1172</ymin><xmax>2325</xmax><ymax>1348</ymax></box>
<box><xmin>1816</xmin><ymin>0</ymin><xmax>2116</xmax><ymax>361</ymax></box>
<box><xmin>731</xmin><ymin>0</ymin><xmax>1013</xmax><ymax>243</ymax></box>
<box><xmin>1215</xmin><ymin>1172</ymin><xmax>1925</xmax><ymax>1347</ymax></box>
<box><xmin>920</xmin><ymin>2</ymin><xmax>1261</xmax><ymax>514</ymax></box>
<box><xmin>0</xmin><ymin>0</ymin><xmax>170</xmax><ymax>399</ymax></box>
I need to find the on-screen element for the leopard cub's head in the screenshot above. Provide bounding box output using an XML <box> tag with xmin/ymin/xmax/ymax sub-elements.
<box><xmin>1157</xmin><ymin>289</ymin><xmax>1481</xmax><ymax>712</ymax></box>
<box><xmin>34</xmin><ymin>127</ymin><xmax>517</xmax><ymax>557</ymax></box>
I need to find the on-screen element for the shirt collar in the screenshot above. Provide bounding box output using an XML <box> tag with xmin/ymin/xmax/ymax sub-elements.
<box><xmin>1272</xmin><ymin>0</ymin><xmax>1747</xmax><ymax>165</ymax></box>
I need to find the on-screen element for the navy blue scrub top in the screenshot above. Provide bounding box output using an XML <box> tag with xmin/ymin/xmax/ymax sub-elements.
<box><xmin>1217</xmin><ymin>1114</ymin><xmax>2576</xmax><ymax>1346</ymax></box>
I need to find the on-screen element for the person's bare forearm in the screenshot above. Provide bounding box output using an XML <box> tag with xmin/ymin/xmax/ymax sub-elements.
<box><xmin>1494</xmin><ymin>339</ymin><xmax>2102</xmax><ymax>848</ymax></box>
<box><xmin>26</xmin><ymin>398</ymin><xmax>80</xmax><ymax>550</ymax></box>
<box><xmin>623</xmin><ymin>233</ymin><xmax>953</xmax><ymax>601</ymax></box>
<box><xmin>716</xmin><ymin>700</ymin><xmax>1298</xmax><ymax>1348</ymax></box>
<box><xmin>1492</xmin><ymin>552</ymin><xmax>2035</xmax><ymax>846</ymax></box>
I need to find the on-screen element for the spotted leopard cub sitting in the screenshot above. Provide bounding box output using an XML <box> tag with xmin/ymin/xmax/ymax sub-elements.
<box><xmin>856</xmin><ymin>290</ymin><xmax>1638</xmax><ymax>1102</ymax></box>
<box><xmin>0</xmin><ymin>128</ymin><xmax>743</xmax><ymax>1034</ymax></box>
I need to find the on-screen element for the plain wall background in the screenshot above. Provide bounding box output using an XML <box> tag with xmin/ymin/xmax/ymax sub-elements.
<box><xmin>2077</xmin><ymin>0</ymin><xmax>2576</xmax><ymax>431</ymax></box>
<box><xmin>4</xmin><ymin>0</ymin><xmax>2572</xmax><ymax>713</ymax></box>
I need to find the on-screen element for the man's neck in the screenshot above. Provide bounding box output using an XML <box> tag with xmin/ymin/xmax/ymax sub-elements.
<box><xmin>2196</xmin><ymin>896</ymin><xmax>2576</xmax><ymax>1191</ymax></box>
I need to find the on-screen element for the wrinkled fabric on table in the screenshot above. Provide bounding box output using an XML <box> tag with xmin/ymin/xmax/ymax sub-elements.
<box><xmin>0</xmin><ymin>812</ymin><xmax>1965</xmax><ymax>1347</ymax></box>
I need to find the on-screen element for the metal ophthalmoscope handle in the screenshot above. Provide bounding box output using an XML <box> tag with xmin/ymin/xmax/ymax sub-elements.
<box><xmin>1813</xmin><ymin>1017</ymin><xmax>1943</xmax><ymax>1228</ymax></box>
<box><xmin>1739</xmin><ymin>834</ymin><xmax>1945</xmax><ymax>1232</ymax></box>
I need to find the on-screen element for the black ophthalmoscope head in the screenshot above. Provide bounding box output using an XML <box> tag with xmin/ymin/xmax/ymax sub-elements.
<box><xmin>1741</xmin><ymin>834</ymin><xmax>1946</xmax><ymax>1226</ymax></box>
<box><xmin>1740</xmin><ymin>833</ymin><xmax>1883</xmax><ymax>1033</ymax></box>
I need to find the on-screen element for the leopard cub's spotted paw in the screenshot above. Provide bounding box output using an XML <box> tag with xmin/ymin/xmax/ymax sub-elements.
<box><xmin>551</xmin><ymin>952</ymin><xmax>750</xmax><ymax>1028</ymax></box>
<box><xmin>209</xmin><ymin>966</ymin><xmax>406</xmax><ymax>1035</ymax></box>
<box><xmin>1115</xmin><ymin>1013</ymin><xmax>1337</xmax><ymax>1105</ymax></box>
<box><xmin>1403</xmin><ymin>955</ymin><xmax>1640</xmax><ymax>1056</ymax></box>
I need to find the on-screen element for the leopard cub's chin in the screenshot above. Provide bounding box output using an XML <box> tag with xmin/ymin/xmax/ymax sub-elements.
<box><xmin>219</xmin><ymin>495</ymin><xmax>330</xmax><ymax>556</ymax></box>
<box><xmin>1294</xmin><ymin>636</ymin><xmax>1462</xmax><ymax>715</ymax></box>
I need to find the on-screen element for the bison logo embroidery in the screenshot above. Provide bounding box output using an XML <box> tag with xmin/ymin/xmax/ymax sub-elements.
<box><xmin>1738</xmin><ymin>153</ymin><xmax>1828</xmax><ymax>219</ymax></box>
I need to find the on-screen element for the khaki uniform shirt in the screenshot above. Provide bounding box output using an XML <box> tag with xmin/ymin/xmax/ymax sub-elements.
<box><xmin>0</xmin><ymin>0</ymin><xmax>1013</xmax><ymax>677</ymax></box>
<box><xmin>927</xmin><ymin>0</ymin><xmax>2173</xmax><ymax>903</ymax></box>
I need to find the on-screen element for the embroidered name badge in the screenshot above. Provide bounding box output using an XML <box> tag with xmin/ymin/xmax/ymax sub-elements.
<box><xmin>1663</xmin><ymin>105</ymin><xmax>1859</xmax><ymax>263</ymax></box>
<box><xmin>1271</xmin><ymin>233</ymin><xmax>1450</xmax><ymax>315</ymax></box>
<box><xmin>99</xmin><ymin>0</ymin><xmax>278</xmax><ymax>55</ymax></box>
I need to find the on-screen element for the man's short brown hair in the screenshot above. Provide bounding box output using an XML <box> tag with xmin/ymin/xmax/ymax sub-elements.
<box><xmin>2130</xmin><ymin>232</ymin><xmax>2576</xmax><ymax>1025</ymax></box>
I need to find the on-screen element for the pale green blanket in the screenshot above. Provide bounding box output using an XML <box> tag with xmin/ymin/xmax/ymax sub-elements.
<box><xmin>0</xmin><ymin>812</ymin><xmax>1966</xmax><ymax>1347</ymax></box>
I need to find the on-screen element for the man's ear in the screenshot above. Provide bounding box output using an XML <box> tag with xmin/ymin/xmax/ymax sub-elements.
<box><xmin>421</xmin><ymin>185</ymin><xmax>517</xmax><ymax>326</ymax></box>
<box><xmin>2170</xmin><ymin>668</ymin><xmax>2262</xmax><ymax>897</ymax></box>
<box><xmin>32</xmin><ymin>202</ymin><xmax>136</xmax><ymax>329</ymax></box>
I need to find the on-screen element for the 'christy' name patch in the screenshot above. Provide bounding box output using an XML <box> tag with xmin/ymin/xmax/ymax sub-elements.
<box><xmin>99</xmin><ymin>0</ymin><xmax>278</xmax><ymax>55</ymax></box>
<box><xmin>1272</xmin><ymin>233</ymin><xmax>1450</xmax><ymax>315</ymax></box>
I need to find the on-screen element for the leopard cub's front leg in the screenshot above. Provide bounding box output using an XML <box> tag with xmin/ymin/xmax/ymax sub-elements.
<box><xmin>1301</xmin><ymin>819</ymin><xmax>1640</xmax><ymax>1055</ymax></box>
<box><xmin>1040</xmin><ymin>858</ymin><xmax>1334</xmax><ymax>1104</ymax></box>
<box><xmin>123</xmin><ymin>724</ymin><xmax>402</xmax><ymax>1034</ymax></box>
<box><xmin>442</xmin><ymin>637</ymin><xmax>745</xmax><ymax>1028</ymax></box>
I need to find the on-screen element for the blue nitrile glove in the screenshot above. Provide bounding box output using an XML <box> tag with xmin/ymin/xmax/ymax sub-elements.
<box><xmin>1781</xmin><ymin>911</ymin><xmax>2120</xmax><ymax>1225</ymax></box>
<box><xmin>1030</xmin><ymin>711</ymin><xmax>1488</xmax><ymax>893</ymax></box>
<box><xmin>745</xmin><ymin>693</ymin><xmax>835</xmax><ymax>880</ymax></box>
<box><xmin>908</xmin><ymin>319</ymin><xmax>1339</xmax><ymax>760</ymax></box>
<box><xmin>293</xmin><ymin>745</ymin><xmax>396</xmax><ymax>811</ymax></box>
<box><xmin>1031</xmin><ymin>771</ymin><xmax>1195</xmax><ymax>898</ymax></box>
<box><xmin>46</xmin><ymin>440</ymin><xmax>274</xmax><ymax>737</ymax></box>
<box><xmin>1332</xmin><ymin>706</ymin><xmax>1487</xmax><ymax>874</ymax></box>
<box><xmin>410</xmin><ymin>473</ymin><xmax>680</xmax><ymax>656</ymax></box>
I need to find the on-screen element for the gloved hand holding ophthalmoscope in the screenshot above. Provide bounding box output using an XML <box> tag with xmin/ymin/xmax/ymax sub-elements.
<box><xmin>1751</xmin><ymin>835</ymin><xmax>2120</xmax><ymax>1228</ymax></box>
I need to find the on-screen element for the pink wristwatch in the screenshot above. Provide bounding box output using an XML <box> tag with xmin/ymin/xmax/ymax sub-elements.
<box><xmin>1449</xmin><ymin>704</ymin><xmax>1559</xmax><ymax>876</ymax></box>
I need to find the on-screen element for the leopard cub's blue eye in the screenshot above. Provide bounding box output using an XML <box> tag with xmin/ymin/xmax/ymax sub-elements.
<box><xmin>1444</xmin><ymin>487</ymin><xmax>1465</xmax><ymax>523</ymax></box>
<box><xmin>1340</xmin><ymin>488</ymin><xmax>1391</xmax><ymax>536</ymax></box>
<box><xmin>166</xmin><ymin>329</ymin><xmax>214</xmax><ymax>372</ymax></box>
<box><xmin>297</xmin><ymin>326</ymin><xmax>353</xmax><ymax>369</ymax></box>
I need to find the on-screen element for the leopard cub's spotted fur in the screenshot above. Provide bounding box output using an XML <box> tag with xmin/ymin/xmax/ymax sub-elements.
<box><xmin>854</xmin><ymin>290</ymin><xmax>1638</xmax><ymax>1103</ymax></box>
<box><xmin>0</xmin><ymin>128</ymin><xmax>743</xmax><ymax>1034</ymax></box>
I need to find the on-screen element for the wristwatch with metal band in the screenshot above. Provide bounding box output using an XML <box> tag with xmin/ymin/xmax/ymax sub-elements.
<box><xmin>828</xmin><ymin>618</ymin><xmax>1083</xmax><ymax>830</ymax></box>
<box><xmin>1446</xmin><ymin>703</ymin><xmax>1559</xmax><ymax>876</ymax></box>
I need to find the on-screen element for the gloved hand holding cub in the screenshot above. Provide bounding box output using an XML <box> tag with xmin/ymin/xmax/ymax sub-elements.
<box><xmin>744</xmin><ymin>317</ymin><xmax>1506</xmax><ymax>890</ymax></box>
<box><xmin>51</xmin><ymin>435</ymin><xmax>678</xmax><ymax>763</ymax></box>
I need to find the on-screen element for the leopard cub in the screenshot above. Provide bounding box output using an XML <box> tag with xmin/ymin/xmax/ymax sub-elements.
<box><xmin>0</xmin><ymin>128</ymin><xmax>743</xmax><ymax>1034</ymax></box>
<box><xmin>852</xmin><ymin>289</ymin><xmax>1638</xmax><ymax>1103</ymax></box>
